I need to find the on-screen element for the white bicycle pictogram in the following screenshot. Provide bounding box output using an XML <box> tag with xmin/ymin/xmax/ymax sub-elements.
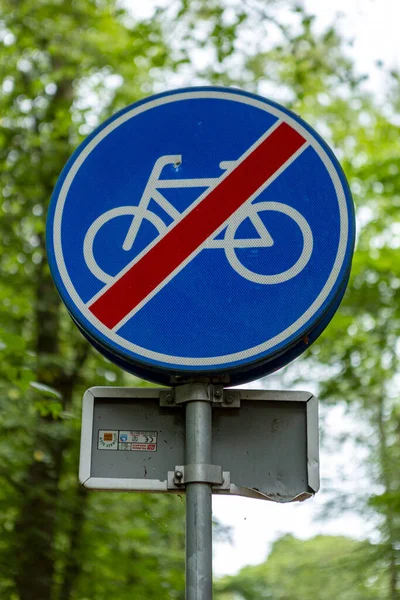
<box><xmin>83</xmin><ymin>155</ymin><xmax>313</xmax><ymax>285</ymax></box>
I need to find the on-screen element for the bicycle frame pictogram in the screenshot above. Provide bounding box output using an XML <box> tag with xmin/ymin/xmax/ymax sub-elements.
<box><xmin>83</xmin><ymin>154</ymin><xmax>313</xmax><ymax>286</ymax></box>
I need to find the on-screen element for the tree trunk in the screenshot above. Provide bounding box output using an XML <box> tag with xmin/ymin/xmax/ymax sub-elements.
<box><xmin>14</xmin><ymin>424</ymin><xmax>69</xmax><ymax>600</ymax></box>
<box><xmin>58</xmin><ymin>485</ymin><xmax>89</xmax><ymax>600</ymax></box>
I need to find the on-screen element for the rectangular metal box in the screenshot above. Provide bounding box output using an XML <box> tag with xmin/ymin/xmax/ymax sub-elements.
<box><xmin>79</xmin><ymin>387</ymin><xmax>319</xmax><ymax>502</ymax></box>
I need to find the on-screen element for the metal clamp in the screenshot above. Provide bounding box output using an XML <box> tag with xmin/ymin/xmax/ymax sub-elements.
<box><xmin>160</xmin><ymin>385</ymin><xmax>241</xmax><ymax>408</ymax></box>
<box><xmin>176</xmin><ymin>383</ymin><xmax>211</xmax><ymax>404</ymax></box>
<box><xmin>168</xmin><ymin>464</ymin><xmax>230</xmax><ymax>490</ymax></box>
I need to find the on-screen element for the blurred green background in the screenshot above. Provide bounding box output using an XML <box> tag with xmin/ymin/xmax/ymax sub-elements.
<box><xmin>0</xmin><ymin>1</ymin><xmax>399</xmax><ymax>598</ymax></box>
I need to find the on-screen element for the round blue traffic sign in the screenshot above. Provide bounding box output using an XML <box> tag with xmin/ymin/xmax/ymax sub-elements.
<box><xmin>47</xmin><ymin>87</ymin><xmax>355</xmax><ymax>385</ymax></box>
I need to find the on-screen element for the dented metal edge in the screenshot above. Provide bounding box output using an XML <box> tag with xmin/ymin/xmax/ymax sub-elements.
<box><xmin>219</xmin><ymin>484</ymin><xmax>313</xmax><ymax>502</ymax></box>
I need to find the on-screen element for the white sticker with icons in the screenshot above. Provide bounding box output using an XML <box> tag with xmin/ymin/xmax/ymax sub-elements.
<box><xmin>118</xmin><ymin>430</ymin><xmax>157</xmax><ymax>451</ymax></box>
<box><xmin>97</xmin><ymin>430</ymin><xmax>157</xmax><ymax>451</ymax></box>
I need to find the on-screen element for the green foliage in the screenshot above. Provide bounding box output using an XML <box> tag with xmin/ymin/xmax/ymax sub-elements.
<box><xmin>72</xmin><ymin>494</ymin><xmax>185</xmax><ymax>599</ymax></box>
<box><xmin>0</xmin><ymin>0</ymin><xmax>400</xmax><ymax>598</ymax></box>
<box><xmin>216</xmin><ymin>534</ymin><xmax>387</xmax><ymax>599</ymax></box>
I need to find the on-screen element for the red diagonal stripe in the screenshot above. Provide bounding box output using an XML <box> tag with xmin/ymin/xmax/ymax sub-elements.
<box><xmin>89</xmin><ymin>122</ymin><xmax>306</xmax><ymax>329</ymax></box>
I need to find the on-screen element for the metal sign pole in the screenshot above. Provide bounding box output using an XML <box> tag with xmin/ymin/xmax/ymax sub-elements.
<box><xmin>184</xmin><ymin>385</ymin><xmax>213</xmax><ymax>600</ymax></box>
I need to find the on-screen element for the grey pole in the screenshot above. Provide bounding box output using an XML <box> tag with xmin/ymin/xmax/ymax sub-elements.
<box><xmin>185</xmin><ymin>392</ymin><xmax>213</xmax><ymax>600</ymax></box>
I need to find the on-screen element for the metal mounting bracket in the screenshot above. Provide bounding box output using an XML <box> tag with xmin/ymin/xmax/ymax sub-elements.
<box><xmin>159</xmin><ymin>385</ymin><xmax>240</xmax><ymax>408</ymax></box>
<box><xmin>167</xmin><ymin>464</ymin><xmax>231</xmax><ymax>490</ymax></box>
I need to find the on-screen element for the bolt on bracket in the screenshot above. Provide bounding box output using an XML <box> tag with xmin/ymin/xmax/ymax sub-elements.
<box><xmin>167</xmin><ymin>464</ymin><xmax>231</xmax><ymax>490</ymax></box>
